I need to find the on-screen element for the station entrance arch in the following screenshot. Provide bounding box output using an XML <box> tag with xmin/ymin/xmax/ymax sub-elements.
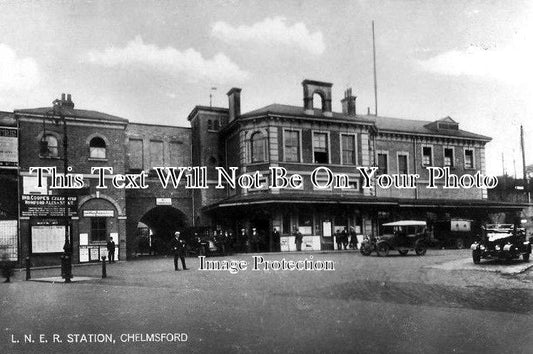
<box><xmin>134</xmin><ymin>206</ymin><xmax>188</xmax><ymax>256</ymax></box>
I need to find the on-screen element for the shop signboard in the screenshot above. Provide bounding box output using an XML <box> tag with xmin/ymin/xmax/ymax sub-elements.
<box><xmin>156</xmin><ymin>198</ymin><xmax>172</xmax><ymax>206</ymax></box>
<box><xmin>83</xmin><ymin>210</ymin><xmax>114</xmax><ymax>217</ymax></box>
<box><xmin>20</xmin><ymin>195</ymin><xmax>78</xmax><ymax>217</ymax></box>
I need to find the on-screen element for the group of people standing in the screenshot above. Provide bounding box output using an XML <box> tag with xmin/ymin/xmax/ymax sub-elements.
<box><xmin>335</xmin><ymin>227</ymin><xmax>358</xmax><ymax>250</ymax></box>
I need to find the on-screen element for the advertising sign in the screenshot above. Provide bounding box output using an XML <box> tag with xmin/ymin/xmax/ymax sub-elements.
<box><xmin>0</xmin><ymin>127</ymin><xmax>17</xmax><ymax>167</ymax></box>
<box><xmin>21</xmin><ymin>195</ymin><xmax>78</xmax><ymax>217</ymax></box>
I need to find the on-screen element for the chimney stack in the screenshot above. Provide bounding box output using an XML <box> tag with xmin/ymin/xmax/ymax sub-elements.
<box><xmin>227</xmin><ymin>88</ymin><xmax>241</xmax><ymax>123</ymax></box>
<box><xmin>61</xmin><ymin>93</ymin><xmax>75</xmax><ymax>108</ymax></box>
<box><xmin>341</xmin><ymin>88</ymin><xmax>357</xmax><ymax>116</ymax></box>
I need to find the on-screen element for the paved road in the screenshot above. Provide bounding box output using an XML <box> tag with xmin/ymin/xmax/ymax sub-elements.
<box><xmin>1</xmin><ymin>250</ymin><xmax>532</xmax><ymax>353</ymax></box>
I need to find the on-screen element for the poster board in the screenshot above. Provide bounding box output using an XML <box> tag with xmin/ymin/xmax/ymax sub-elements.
<box><xmin>0</xmin><ymin>220</ymin><xmax>18</xmax><ymax>260</ymax></box>
<box><xmin>32</xmin><ymin>225</ymin><xmax>65</xmax><ymax>253</ymax></box>
<box><xmin>322</xmin><ymin>221</ymin><xmax>332</xmax><ymax>237</ymax></box>
<box><xmin>79</xmin><ymin>233</ymin><xmax>88</xmax><ymax>246</ymax></box>
<box><xmin>79</xmin><ymin>246</ymin><xmax>89</xmax><ymax>262</ymax></box>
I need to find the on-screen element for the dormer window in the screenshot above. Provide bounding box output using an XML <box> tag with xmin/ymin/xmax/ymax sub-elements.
<box><xmin>89</xmin><ymin>137</ymin><xmax>106</xmax><ymax>159</ymax></box>
<box><xmin>437</xmin><ymin>122</ymin><xmax>459</xmax><ymax>130</ymax></box>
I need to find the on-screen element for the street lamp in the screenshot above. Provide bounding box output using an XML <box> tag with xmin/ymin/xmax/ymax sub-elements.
<box><xmin>51</xmin><ymin>98</ymin><xmax>72</xmax><ymax>283</ymax></box>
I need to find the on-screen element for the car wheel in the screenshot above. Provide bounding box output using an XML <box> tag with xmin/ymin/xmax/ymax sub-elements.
<box><xmin>472</xmin><ymin>250</ymin><xmax>481</xmax><ymax>264</ymax></box>
<box><xmin>360</xmin><ymin>244</ymin><xmax>372</xmax><ymax>256</ymax></box>
<box><xmin>376</xmin><ymin>243</ymin><xmax>390</xmax><ymax>257</ymax></box>
<box><xmin>523</xmin><ymin>253</ymin><xmax>530</xmax><ymax>262</ymax></box>
<box><xmin>398</xmin><ymin>250</ymin><xmax>408</xmax><ymax>256</ymax></box>
<box><xmin>414</xmin><ymin>241</ymin><xmax>427</xmax><ymax>256</ymax></box>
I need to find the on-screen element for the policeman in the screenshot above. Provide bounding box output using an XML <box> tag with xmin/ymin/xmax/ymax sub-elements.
<box><xmin>170</xmin><ymin>231</ymin><xmax>188</xmax><ymax>271</ymax></box>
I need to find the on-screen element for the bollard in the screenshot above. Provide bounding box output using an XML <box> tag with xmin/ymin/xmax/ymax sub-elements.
<box><xmin>101</xmin><ymin>256</ymin><xmax>107</xmax><ymax>278</ymax></box>
<box><xmin>25</xmin><ymin>257</ymin><xmax>31</xmax><ymax>281</ymax></box>
<box><xmin>64</xmin><ymin>256</ymin><xmax>72</xmax><ymax>283</ymax></box>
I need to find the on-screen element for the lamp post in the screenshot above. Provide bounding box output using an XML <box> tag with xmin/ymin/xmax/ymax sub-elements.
<box><xmin>52</xmin><ymin>98</ymin><xmax>72</xmax><ymax>283</ymax></box>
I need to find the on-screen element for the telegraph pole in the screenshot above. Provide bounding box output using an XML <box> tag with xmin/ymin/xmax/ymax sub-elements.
<box><xmin>521</xmin><ymin>125</ymin><xmax>530</xmax><ymax>203</ymax></box>
<box><xmin>372</xmin><ymin>21</ymin><xmax>378</xmax><ymax>116</ymax></box>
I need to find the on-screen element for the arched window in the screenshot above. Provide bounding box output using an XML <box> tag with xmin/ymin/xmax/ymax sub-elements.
<box><xmin>251</xmin><ymin>132</ymin><xmax>265</xmax><ymax>163</ymax></box>
<box><xmin>89</xmin><ymin>137</ymin><xmax>106</xmax><ymax>159</ymax></box>
<box><xmin>40</xmin><ymin>134</ymin><xmax>59</xmax><ymax>158</ymax></box>
<box><xmin>313</xmin><ymin>92</ymin><xmax>325</xmax><ymax>111</ymax></box>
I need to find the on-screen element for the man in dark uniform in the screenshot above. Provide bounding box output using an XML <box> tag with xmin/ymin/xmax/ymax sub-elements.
<box><xmin>293</xmin><ymin>227</ymin><xmax>303</xmax><ymax>251</ymax></box>
<box><xmin>107</xmin><ymin>237</ymin><xmax>116</xmax><ymax>263</ymax></box>
<box><xmin>171</xmin><ymin>231</ymin><xmax>188</xmax><ymax>271</ymax></box>
<box><xmin>272</xmin><ymin>228</ymin><xmax>281</xmax><ymax>252</ymax></box>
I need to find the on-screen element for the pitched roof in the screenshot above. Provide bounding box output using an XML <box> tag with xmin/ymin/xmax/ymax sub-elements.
<box><xmin>241</xmin><ymin>104</ymin><xmax>374</xmax><ymax>124</ymax></box>
<box><xmin>14</xmin><ymin>106</ymin><xmax>128</xmax><ymax>123</ymax></box>
<box><xmin>241</xmin><ymin>103</ymin><xmax>490</xmax><ymax>141</ymax></box>
<box><xmin>368</xmin><ymin>115</ymin><xmax>490</xmax><ymax>140</ymax></box>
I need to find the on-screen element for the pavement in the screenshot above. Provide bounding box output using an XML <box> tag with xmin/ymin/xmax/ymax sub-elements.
<box><xmin>427</xmin><ymin>257</ymin><xmax>533</xmax><ymax>275</ymax></box>
<box><xmin>1</xmin><ymin>249</ymin><xmax>532</xmax><ymax>354</ymax></box>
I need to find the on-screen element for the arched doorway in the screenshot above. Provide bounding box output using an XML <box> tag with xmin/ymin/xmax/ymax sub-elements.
<box><xmin>135</xmin><ymin>206</ymin><xmax>188</xmax><ymax>256</ymax></box>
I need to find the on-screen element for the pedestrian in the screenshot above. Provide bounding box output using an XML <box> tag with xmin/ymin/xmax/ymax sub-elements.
<box><xmin>342</xmin><ymin>227</ymin><xmax>349</xmax><ymax>250</ymax></box>
<box><xmin>251</xmin><ymin>228</ymin><xmax>259</xmax><ymax>252</ymax></box>
<box><xmin>349</xmin><ymin>227</ymin><xmax>358</xmax><ymax>250</ymax></box>
<box><xmin>171</xmin><ymin>231</ymin><xmax>188</xmax><ymax>271</ymax></box>
<box><xmin>272</xmin><ymin>228</ymin><xmax>281</xmax><ymax>252</ymax></box>
<box><xmin>107</xmin><ymin>236</ymin><xmax>116</xmax><ymax>263</ymax></box>
<box><xmin>241</xmin><ymin>228</ymin><xmax>250</xmax><ymax>253</ymax></box>
<box><xmin>335</xmin><ymin>229</ymin><xmax>343</xmax><ymax>250</ymax></box>
<box><xmin>293</xmin><ymin>227</ymin><xmax>303</xmax><ymax>251</ymax></box>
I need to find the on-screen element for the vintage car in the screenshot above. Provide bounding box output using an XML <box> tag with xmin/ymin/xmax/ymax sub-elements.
<box><xmin>470</xmin><ymin>224</ymin><xmax>531</xmax><ymax>264</ymax></box>
<box><xmin>360</xmin><ymin>220</ymin><xmax>429</xmax><ymax>256</ymax></box>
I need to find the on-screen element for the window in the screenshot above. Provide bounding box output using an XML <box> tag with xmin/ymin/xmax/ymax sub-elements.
<box><xmin>398</xmin><ymin>154</ymin><xmax>408</xmax><ymax>174</ymax></box>
<box><xmin>465</xmin><ymin>149</ymin><xmax>474</xmax><ymax>169</ymax></box>
<box><xmin>207</xmin><ymin>120</ymin><xmax>213</xmax><ymax>130</ymax></box>
<box><xmin>40</xmin><ymin>134</ymin><xmax>58</xmax><ymax>158</ymax></box>
<box><xmin>89</xmin><ymin>137</ymin><xmax>106</xmax><ymax>159</ymax></box>
<box><xmin>250</xmin><ymin>132</ymin><xmax>265</xmax><ymax>163</ymax></box>
<box><xmin>170</xmin><ymin>141</ymin><xmax>185</xmax><ymax>166</ymax></box>
<box><xmin>313</xmin><ymin>132</ymin><xmax>328</xmax><ymax>164</ymax></box>
<box><xmin>149</xmin><ymin>140</ymin><xmax>164</xmax><ymax>168</ymax></box>
<box><xmin>422</xmin><ymin>146</ymin><xmax>432</xmax><ymax>166</ymax></box>
<box><xmin>341</xmin><ymin>134</ymin><xmax>356</xmax><ymax>165</ymax></box>
<box><xmin>284</xmin><ymin>130</ymin><xmax>300</xmax><ymax>162</ymax></box>
<box><xmin>213</xmin><ymin>120</ymin><xmax>219</xmax><ymax>131</ymax></box>
<box><xmin>128</xmin><ymin>139</ymin><xmax>143</xmax><ymax>170</ymax></box>
<box><xmin>444</xmin><ymin>148</ymin><xmax>454</xmax><ymax>167</ymax></box>
<box><xmin>377</xmin><ymin>153</ymin><xmax>388</xmax><ymax>174</ymax></box>
<box><xmin>91</xmin><ymin>217</ymin><xmax>106</xmax><ymax>242</ymax></box>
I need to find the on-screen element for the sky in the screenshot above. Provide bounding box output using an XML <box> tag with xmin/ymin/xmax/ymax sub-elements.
<box><xmin>0</xmin><ymin>0</ymin><xmax>532</xmax><ymax>176</ymax></box>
